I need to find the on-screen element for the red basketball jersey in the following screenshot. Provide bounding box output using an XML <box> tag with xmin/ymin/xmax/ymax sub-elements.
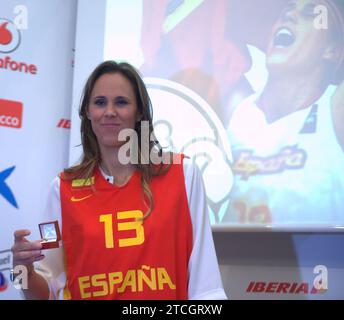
<box><xmin>60</xmin><ymin>157</ymin><xmax>193</xmax><ymax>299</ymax></box>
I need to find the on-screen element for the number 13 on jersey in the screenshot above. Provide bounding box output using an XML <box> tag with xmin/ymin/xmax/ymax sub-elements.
<box><xmin>99</xmin><ymin>210</ymin><xmax>145</xmax><ymax>248</ymax></box>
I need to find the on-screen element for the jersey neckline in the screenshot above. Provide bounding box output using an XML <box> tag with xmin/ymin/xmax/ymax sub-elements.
<box><xmin>96</xmin><ymin>166</ymin><xmax>140</xmax><ymax>189</ymax></box>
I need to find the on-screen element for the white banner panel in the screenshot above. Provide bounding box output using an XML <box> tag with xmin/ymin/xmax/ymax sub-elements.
<box><xmin>0</xmin><ymin>0</ymin><xmax>76</xmax><ymax>299</ymax></box>
<box><xmin>68</xmin><ymin>0</ymin><xmax>107</xmax><ymax>166</ymax></box>
<box><xmin>220</xmin><ymin>264</ymin><xmax>344</xmax><ymax>300</ymax></box>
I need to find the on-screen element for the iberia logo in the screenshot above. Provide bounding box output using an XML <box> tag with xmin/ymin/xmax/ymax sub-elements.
<box><xmin>0</xmin><ymin>98</ymin><xmax>23</xmax><ymax>129</ymax></box>
<box><xmin>246</xmin><ymin>266</ymin><xmax>329</xmax><ymax>295</ymax></box>
<box><xmin>0</xmin><ymin>18</ymin><xmax>20</xmax><ymax>53</ymax></box>
<box><xmin>246</xmin><ymin>281</ymin><xmax>327</xmax><ymax>295</ymax></box>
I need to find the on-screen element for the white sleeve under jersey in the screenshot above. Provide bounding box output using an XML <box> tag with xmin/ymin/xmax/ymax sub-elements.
<box><xmin>35</xmin><ymin>158</ymin><xmax>228</xmax><ymax>300</ymax></box>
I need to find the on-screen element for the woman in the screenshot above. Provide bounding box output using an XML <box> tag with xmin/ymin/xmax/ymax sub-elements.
<box><xmin>225</xmin><ymin>0</ymin><xmax>344</xmax><ymax>224</ymax></box>
<box><xmin>12</xmin><ymin>61</ymin><xmax>227</xmax><ymax>300</ymax></box>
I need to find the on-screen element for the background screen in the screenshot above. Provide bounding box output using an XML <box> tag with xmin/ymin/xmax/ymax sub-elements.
<box><xmin>73</xmin><ymin>0</ymin><xmax>344</xmax><ymax>229</ymax></box>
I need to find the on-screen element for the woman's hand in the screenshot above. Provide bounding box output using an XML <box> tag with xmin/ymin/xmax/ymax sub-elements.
<box><xmin>11</xmin><ymin>229</ymin><xmax>44</xmax><ymax>275</ymax></box>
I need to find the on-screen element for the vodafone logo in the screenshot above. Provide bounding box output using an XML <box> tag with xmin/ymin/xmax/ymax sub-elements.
<box><xmin>0</xmin><ymin>17</ymin><xmax>37</xmax><ymax>75</ymax></box>
<box><xmin>0</xmin><ymin>98</ymin><xmax>23</xmax><ymax>129</ymax></box>
<box><xmin>0</xmin><ymin>18</ymin><xmax>20</xmax><ymax>53</ymax></box>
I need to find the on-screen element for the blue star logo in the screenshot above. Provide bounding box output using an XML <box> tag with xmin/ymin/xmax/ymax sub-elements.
<box><xmin>0</xmin><ymin>166</ymin><xmax>18</xmax><ymax>209</ymax></box>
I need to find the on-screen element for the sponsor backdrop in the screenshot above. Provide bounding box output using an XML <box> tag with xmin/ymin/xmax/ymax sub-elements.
<box><xmin>1</xmin><ymin>0</ymin><xmax>344</xmax><ymax>299</ymax></box>
<box><xmin>0</xmin><ymin>0</ymin><xmax>76</xmax><ymax>299</ymax></box>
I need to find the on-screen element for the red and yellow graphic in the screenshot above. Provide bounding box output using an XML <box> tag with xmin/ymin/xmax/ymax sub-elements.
<box><xmin>0</xmin><ymin>98</ymin><xmax>23</xmax><ymax>129</ymax></box>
